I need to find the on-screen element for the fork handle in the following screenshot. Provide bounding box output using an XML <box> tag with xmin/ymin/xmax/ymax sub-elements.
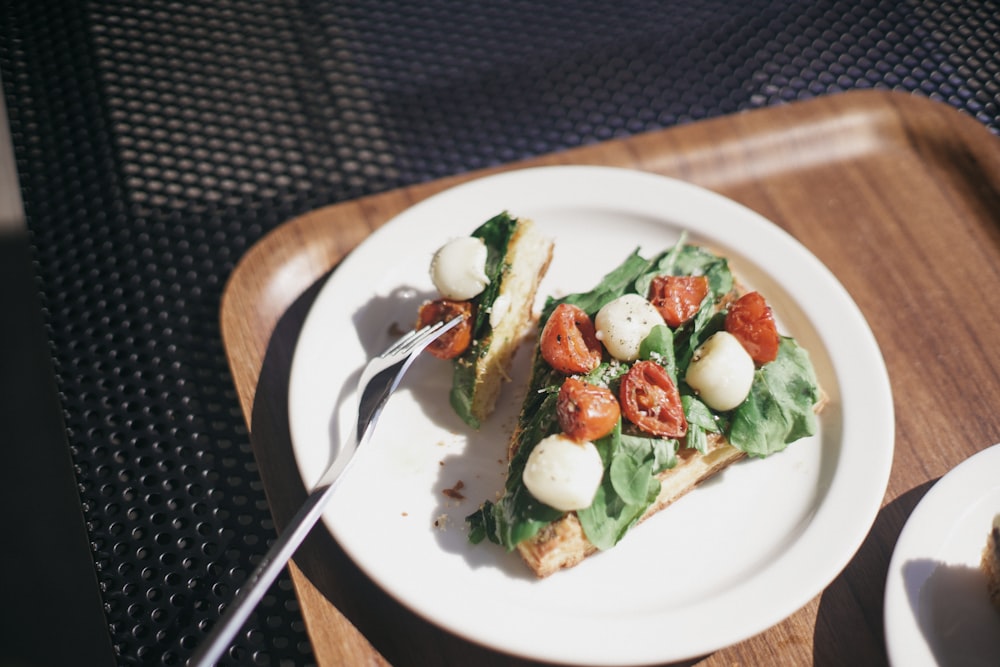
<box><xmin>187</xmin><ymin>480</ymin><xmax>337</xmax><ymax>667</ymax></box>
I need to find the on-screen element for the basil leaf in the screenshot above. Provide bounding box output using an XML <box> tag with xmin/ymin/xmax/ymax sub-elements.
<box><xmin>544</xmin><ymin>248</ymin><xmax>654</xmax><ymax>320</ymax></box>
<box><xmin>583</xmin><ymin>360</ymin><xmax>629</xmax><ymax>389</ymax></box>
<box><xmin>578</xmin><ymin>428</ymin><xmax>672</xmax><ymax>550</ymax></box>
<box><xmin>466</xmin><ymin>503</ymin><xmax>495</xmax><ymax>544</ymax></box>
<box><xmin>728</xmin><ymin>336</ymin><xmax>821</xmax><ymax>457</ymax></box>
<box><xmin>449</xmin><ymin>368</ymin><xmax>479</xmax><ymax>429</ymax></box>
<box><xmin>623</xmin><ymin>432</ymin><xmax>679</xmax><ymax>474</ymax></box>
<box><xmin>610</xmin><ymin>441</ymin><xmax>656</xmax><ymax>505</ymax></box>
<box><xmin>477</xmin><ymin>481</ymin><xmax>563</xmax><ymax>549</ymax></box>
<box><xmin>682</xmin><ymin>393</ymin><xmax>721</xmax><ymax>455</ymax></box>
<box><xmin>638</xmin><ymin>324</ymin><xmax>676</xmax><ymax>376</ymax></box>
<box><xmin>664</xmin><ymin>244</ymin><xmax>733</xmax><ymax>296</ymax></box>
<box><xmin>634</xmin><ymin>243</ymin><xmax>734</xmax><ymax>300</ymax></box>
<box><xmin>575</xmin><ymin>478</ymin><xmax>647</xmax><ymax>551</ymax></box>
<box><xmin>675</xmin><ymin>310</ymin><xmax>725</xmax><ymax>375</ymax></box>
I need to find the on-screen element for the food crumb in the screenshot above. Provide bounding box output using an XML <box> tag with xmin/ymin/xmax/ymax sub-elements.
<box><xmin>442</xmin><ymin>480</ymin><xmax>465</xmax><ymax>500</ymax></box>
<box><xmin>433</xmin><ymin>514</ymin><xmax>450</xmax><ymax>530</ymax></box>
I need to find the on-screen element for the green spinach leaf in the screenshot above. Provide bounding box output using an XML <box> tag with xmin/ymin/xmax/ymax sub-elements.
<box><xmin>728</xmin><ymin>336</ymin><xmax>821</xmax><ymax>456</ymax></box>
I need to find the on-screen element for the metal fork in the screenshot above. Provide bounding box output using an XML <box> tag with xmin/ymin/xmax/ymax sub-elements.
<box><xmin>188</xmin><ymin>316</ymin><xmax>462</xmax><ymax>667</ymax></box>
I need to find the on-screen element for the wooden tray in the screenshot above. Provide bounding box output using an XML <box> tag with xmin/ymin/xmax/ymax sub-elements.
<box><xmin>220</xmin><ymin>90</ymin><xmax>1000</xmax><ymax>666</ymax></box>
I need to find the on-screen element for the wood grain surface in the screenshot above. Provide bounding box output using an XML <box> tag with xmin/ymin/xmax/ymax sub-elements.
<box><xmin>219</xmin><ymin>90</ymin><xmax>1000</xmax><ymax>666</ymax></box>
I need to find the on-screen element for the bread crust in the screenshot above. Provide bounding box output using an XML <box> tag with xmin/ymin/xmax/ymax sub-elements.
<box><xmin>982</xmin><ymin>522</ymin><xmax>1000</xmax><ymax>612</ymax></box>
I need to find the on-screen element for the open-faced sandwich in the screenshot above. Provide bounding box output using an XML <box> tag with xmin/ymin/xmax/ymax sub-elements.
<box><xmin>417</xmin><ymin>212</ymin><xmax>554</xmax><ymax>429</ymax></box>
<box><xmin>467</xmin><ymin>234</ymin><xmax>825</xmax><ymax>577</ymax></box>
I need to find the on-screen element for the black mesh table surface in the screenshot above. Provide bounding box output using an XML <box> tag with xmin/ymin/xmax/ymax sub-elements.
<box><xmin>1</xmin><ymin>1</ymin><xmax>998</xmax><ymax>665</ymax></box>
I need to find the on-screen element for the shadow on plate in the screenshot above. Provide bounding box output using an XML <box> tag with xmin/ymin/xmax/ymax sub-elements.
<box><xmin>901</xmin><ymin>557</ymin><xmax>1000</xmax><ymax>666</ymax></box>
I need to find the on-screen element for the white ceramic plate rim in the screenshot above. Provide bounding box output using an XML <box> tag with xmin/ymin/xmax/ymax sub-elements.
<box><xmin>287</xmin><ymin>165</ymin><xmax>894</xmax><ymax>665</ymax></box>
<box><xmin>884</xmin><ymin>443</ymin><xmax>1000</xmax><ymax>667</ymax></box>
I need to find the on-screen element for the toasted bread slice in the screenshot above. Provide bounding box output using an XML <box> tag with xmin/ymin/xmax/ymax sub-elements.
<box><xmin>427</xmin><ymin>214</ymin><xmax>554</xmax><ymax>428</ymax></box>
<box><xmin>467</xmin><ymin>218</ymin><xmax>554</xmax><ymax>426</ymax></box>
<box><xmin>467</xmin><ymin>239</ymin><xmax>824</xmax><ymax>577</ymax></box>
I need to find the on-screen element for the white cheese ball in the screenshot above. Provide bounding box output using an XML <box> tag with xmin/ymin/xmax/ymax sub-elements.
<box><xmin>685</xmin><ymin>331</ymin><xmax>756</xmax><ymax>411</ymax></box>
<box><xmin>489</xmin><ymin>293</ymin><xmax>511</xmax><ymax>329</ymax></box>
<box><xmin>429</xmin><ymin>236</ymin><xmax>490</xmax><ymax>300</ymax></box>
<box><xmin>522</xmin><ymin>433</ymin><xmax>604</xmax><ymax>512</ymax></box>
<box><xmin>594</xmin><ymin>293</ymin><xmax>666</xmax><ymax>362</ymax></box>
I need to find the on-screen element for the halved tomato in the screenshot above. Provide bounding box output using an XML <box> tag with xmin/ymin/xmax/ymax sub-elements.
<box><xmin>619</xmin><ymin>360</ymin><xmax>687</xmax><ymax>438</ymax></box>
<box><xmin>556</xmin><ymin>377</ymin><xmax>621</xmax><ymax>442</ymax></box>
<box><xmin>540</xmin><ymin>303</ymin><xmax>603</xmax><ymax>374</ymax></box>
<box><xmin>647</xmin><ymin>275</ymin><xmax>709</xmax><ymax>327</ymax></box>
<box><xmin>724</xmin><ymin>291</ymin><xmax>779</xmax><ymax>365</ymax></box>
<box><xmin>416</xmin><ymin>298</ymin><xmax>474</xmax><ymax>359</ymax></box>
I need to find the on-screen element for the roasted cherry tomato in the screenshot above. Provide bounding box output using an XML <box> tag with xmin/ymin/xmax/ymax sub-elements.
<box><xmin>556</xmin><ymin>377</ymin><xmax>621</xmax><ymax>442</ymax></box>
<box><xmin>540</xmin><ymin>303</ymin><xmax>603</xmax><ymax>374</ymax></box>
<box><xmin>647</xmin><ymin>275</ymin><xmax>709</xmax><ymax>328</ymax></box>
<box><xmin>619</xmin><ymin>360</ymin><xmax>687</xmax><ymax>438</ymax></box>
<box><xmin>724</xmin><ymin>291</ymin><xmax>779</xmax><ymax>365</ymax></box>
<box><xmin>416</xmin><ymin>298</ymin><xmax>474</xmax><ymax>359</ymax></box>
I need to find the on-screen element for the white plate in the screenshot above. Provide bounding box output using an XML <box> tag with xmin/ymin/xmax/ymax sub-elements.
<box><xmin>287</xmin><ymin>165</ymin><xmax>893</xmax><ymax>665</ymax></box>
<box><xmin>884</xmin><ymin>444</ymin><xmax>1000</xmax><ymax>667</ymax></box>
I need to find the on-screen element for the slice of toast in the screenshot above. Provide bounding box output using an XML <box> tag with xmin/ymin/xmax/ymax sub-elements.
<box><xmin>423</xmin><ymin>213</ymin><xmax>554</xmax><ymax>429</ymax></box>
<box><xmin>466</xmin><ymin>218</ymin><xmax>554</xmax><ymax>426</ymax></box>
<box><xmin>467</xmin><ymin>239</ymin><xmax>824</xmax><ymax>577</ymax></box>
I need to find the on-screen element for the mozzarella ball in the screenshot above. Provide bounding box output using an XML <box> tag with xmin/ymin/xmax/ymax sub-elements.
<box><xmin>430</xmin><ymin>236</ymin><xmax>490</xmax><ymax>300</ymax></box>
<box><xmin>489</xmin><ymin>293</ymin><xmax>511</xmax><ymax>329</ymax></box>
<box><xmin>594</xmin><ymin>294</ymin><xmax>666</xmax><ymax>362</ymax></box>
<box><xmin>685</xmin><ymin>331</ymin><xmax>756</xmax><ymax>411</ymax></box>
<box><xmin>522</xmin><ymin>434</ymin><xmax>604</xmax><ymax>512</ymax></box>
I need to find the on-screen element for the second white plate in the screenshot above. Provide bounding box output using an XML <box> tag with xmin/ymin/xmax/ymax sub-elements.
<box><xmin>885</xmin><ymin>444</ymin><xmax>1000</xmax><ymax>667</ymax></box>
<box><xmin>287</xmin><ymin>165</ymin><xmax>894</xmax><ymax>665</ymax></box>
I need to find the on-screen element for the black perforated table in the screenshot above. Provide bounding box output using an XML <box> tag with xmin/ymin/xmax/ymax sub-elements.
<box><xmin>1</xmin><ymin>2</ymin><xmax>998</xmax><ymax>666</ymax></box>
